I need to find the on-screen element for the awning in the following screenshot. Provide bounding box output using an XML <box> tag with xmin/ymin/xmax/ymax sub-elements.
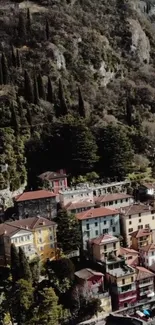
<box><xmin>143</xmin><ymin>310</ymin><xmax>150</xmax><ymax>316</ymax></box>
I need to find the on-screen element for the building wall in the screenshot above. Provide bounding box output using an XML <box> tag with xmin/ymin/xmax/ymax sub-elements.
<box><xmin>81</xmin><ymin>214</ymin><xmax>120</xmax><ymax>250</ymax></box>
<box><xmin>140</xmin><ymin>250</ymin><xmax>155</xmax><ymax>268</ymax></box>
<box><xmin>99</xmin><ymin>197</ymin><xmax>134</xmax><ymax>209</ymax></box>
<box><xmin>100</xmin><ymin>295</ymin><xmax>112</xmax><ymax>314</ymax></box>
<box><xmin>59</xmin><ymin>189</ymin><xmax>94</xmax><ymax>205</ymax></box>
<box><xmin>131</xmin><ymin>234</ymin><xmax>151</xmax><ymax>251</ymax></box>
<box><xmin>33</xmin><ymin>225</ymin><xmax>57</xmax><ymax>261</ymax></box>
<box><xmin>17</xmin><ymin>197</ymin><xmax>57</xmax><ymax>219</ymax></box>
<box><xmin>137</xmin><ymin>277</ymin><xmax>154</xmax><ymax>300</ymax></box>
<box><xmin>120</xmin><ymin>210</ymin><xmax>155</xmax><ymax>246</ymax></box>
<box><xmin>11</xmin><ymin>229</ymin><xmax>37</xmax><ymax>260</ymax></box>
<box><xmin>92</xmin><ymin>241</ymin><xmax>120</xmax><ymax>262</ymax></box>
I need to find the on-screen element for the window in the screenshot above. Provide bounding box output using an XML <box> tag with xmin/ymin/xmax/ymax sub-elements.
<box><xmin>126</xmin><ymin>198</ymin><xmax>128</xmax><ymax>202</ymax></box>
<box><xmin>40</xmin><ymin>247</ymin><xmax>43</xmax><ymax>251</ymax></box>
<box><xmin>95</xmin><ymin>230</ymin><xmax>98</xmax><ymax>236</ymax></box>
<box><xmin>139</xmin><ymin>219</ymin><xmax>141</xmax><ymax>223</ymax></box>
<box><xmin>112</xmin><ymin>226</ymin><xmax>116</xmax><ymax>232</ymax></box>
<box><xmin>129</xmin><ymin>221</ymin><xmax>132</xmax><ymax>225</ymax></box>
<box><xmin>122</xmin><ymin>279</ymin><xmax>125</xmax><ymax>285</ymax></box>
<box><xmin>39</xmin><ymin>238</ymin><xmax>42</xmax><ymax>243</ymax></box>
<box><xmin>104</xmin><ymin>245</ymin><xmax>107</xmax><ymax>250</ymax></box>
<box><xmin>113</xmin><ymin>243</ymin><xmax>116</xmax><ymax>249</ymax></box>
<box><xmin>152</xmin><ymin>252</ymin><xmax>154</xmax><ymax>256</ymax></box>
<box><xmin>121</xmin><ymin>200</ymin><xmax>123</xmax><ymax>203</ymax></box>
<box><xmin>139</xmin><ymin>213</ymin><xmax>141</xmax><ymax>217</ymax></box>
<box><xmin>152</xmin><ymin>216</ymin><xmax>155</xmax><ymax>220</ymax></box>
<box><xmin>131</xmin><ymin>277</ymin><xmax>134</xmax><ymax>282</ymax></box>
<box><xmin>95</xmin><ymin>222</ymin><xmax>98</xmax><ymax>227</ymax></box>
<box><xmin>50</xmin><ymin>235</ymin><xmax>53</xmax><ymax>240</ymax></box>
<box><xmin>145</xmin><ymin>224</ymin><xmax>149</xmax><ymax>228</ymax></box>
<box><xmin>111</xmin><ymin>220</ymin><xmax>113</xmax><ymax>225</ymax></box>
<box><xmin>115</xmin><ymin>200</ymin><xmax>117</xmax><ymax>204</ymax></box>
<box><xmin>50</xmin><ymin>243</ymin><xmax>55</xmax><ymax>248</ymax></box>
<box><xmin>104</xmin><ymin>220</ymin><xmax>106</xmax><ymax>225</ymax></box>
<box><xmin>49</xmin><ymin>227</ymin><xmax>52</xmax><ymax>231</ymax></box>
<box><xmin>129</xmin><ymin>215</ymin><xmax>131</xmax><ymax>219</ymax></box>
<box><xmin>128</xmin><ymin>228</ymin><xmax>133</xmax><ymax>233</ymax></box>
<box><xmin>138</xmin><ymin>225</ymin><xmax>143</xmax><ymax>229</ymax></box>
<box><xmin>105</xmin><ymin>253</ymin><xmax>107</xmax><ymax>257</ymax></box>
<box><xmin>103</xmin><ymin>229</ymin><xmax>108</xmax><ymax>234</ymax></box>
<box><xmin>86</xmin><ymin>224</ymin><xmax>89</xmax><ymax>230</ymax></box>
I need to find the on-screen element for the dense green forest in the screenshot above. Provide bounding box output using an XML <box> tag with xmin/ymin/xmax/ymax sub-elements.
<box><xmin>1</xmin><ymin>0</ymin><xmax>155</xmax><ymax>190</ymax></box>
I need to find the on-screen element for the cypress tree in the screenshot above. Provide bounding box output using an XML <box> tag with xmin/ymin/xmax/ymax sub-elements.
<box><xmin>78</xmin><ymin>86</ymin><xmax>85</xmax><ymax>118</ymax></box>
<box><xmin>19</xmin><ymin>247</ymin><xmax>32</xmax><ymax>282</ymax></box>
<box><xmin>58</xmin><ymin>79</ymin><xmax>68</xmax><ymax>116</ymax></box>
<box><xmin>26</xmin><ymin>8</ymin><xmax>31</xmax><ymax>33</ymax></box>
<box><xmin>45</xmin><ymin>19</ymin><xmax>49</xmax><ymax>40</ymax></box>
<box><xmin>37</xmin><ymin>73</ymin><xmax>45</xmax><ymax>99</ymax></box>
<box><xmin>33</xmin><ymin>75</ymin><xmax>39</xmax><ymax>105</ymax></box>
<box><xmin>11</xmin><ymin>244</ymin><xmax>20</xmax><ymax>282</ymax></box>
<box><xmin>1</xmin><ymin>52</ymin><xmax>9</xmax><ymax>85</ymax></box>
<box><xmin>0</xmin><ymin>60</ymin><xmax>3</xmax><ymax>85</ymax></box>
<box><xmin>24</xmin><ymin>70</ymin><xmax>34</xmax><ymax>103</ymax></box>
<box><xmin>10</xmin><ymin>101</ymin><xmax>19</xmax><ymax>135</ymax></box>
<box><xmin>16</xmin><ymin>49</ymin><xmax>21</xmax><ymax>68</ymax></box>
<box><xmin>11</xmin><ymin>46</ymin><xmax>16</xmax><ymax>68</ymax></box>
<box><xmin>18</xmin><ymin>13</ymin><xmax>26</xmax><ymax>39</ymax></box>
<box><xmin>26</xmin><ymin>104</ymin><xmax>32</xmax><ymax>127</ymax></box>
<box><xmin>47</xmin><ymin>76</ymin><xmax>53</xmax><ymax>103</ymax></box>
<box><xmin>126</xmin><ymin>98</ymin><xmax>132</xmax><ymax>126</ymax></box>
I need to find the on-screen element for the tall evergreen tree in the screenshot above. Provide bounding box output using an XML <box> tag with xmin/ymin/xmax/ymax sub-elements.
<box><xmin>11</xmin><ymin>46</ymin><xmax>16</xmax><ymax>68</ymax></box>
<box><xmin>10</xmin><ymin>244</ymin><xmax>20</xmax><ymax>282</ymax></box>
<box><xmin>78</xmin><ymin>86</ymin><xmax>85</xmax><ymax>118</ymax></box>
<box><xmin>58</xmin><ymin>79</ymin><xmax>68</xmax><ymax>116</ymax></box>
<box><xmin>126</xmin><ymin>97</ymin><xmax>132</xmax><ymax>126</ymax></box>
<box><xmin>33</xmin><ymin>75</ymin><xmax>39</xmax><ymax>105</ymax></box>
<box><xmin>37</xmin><ymin>73</ymin><xmax>45</xmax><ymax>99</ymax></box>
<box><xmin>19</xmin><ymin>247</ymin><xmax>32</xmax><ymax>282</ymax></box>
<box><xmin>1</xmin><ymin>52</ymin><xmax>9</xmax><ymax>85</ymax></box>
<box><xmin>18</xmin><ymin>13</ymin><xmax>26</xmax><ymax>39</ymax></box>
<box><xmin>10</xmin><ymin>101</ymin><xmax>19</xmax><ymax>135</ymax></box>
<box><xmin>47</xmin><ymin>76</ymin><xmax>53</xmax><ymax>103</ymax></box>
<box><xmin>24</xmin><ymin>70</ymin><xmax>34</xmax><ymax>103</ymax></box>
<box><xmin>56</xmin><ymin>209</ymin><xmax>81</xmax><ymax>253</ymax></box>
<box><xmin>26</xmin><ymin>8</ymin><xmax>31</xmax><ymax>33</ymax></box>
<box><xmin>45</xmin><ymin>19</ymin><xmax>49</xmax><ymax>40</ymax></box>
<box><xmin>0</xmin><ymin>59</ymin><xmax>3</xmax><ymax>85</ymax></box>
<box><xmin>16</xmin><ymin>49</ymin><xmax>21</xmax><ymax>68</ymax></box>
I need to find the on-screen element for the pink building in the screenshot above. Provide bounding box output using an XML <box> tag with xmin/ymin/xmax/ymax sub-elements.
<box><xmin>38</xmin><ymin>170</ymin><xmax>67</xmax><ymax>194</ymax></box>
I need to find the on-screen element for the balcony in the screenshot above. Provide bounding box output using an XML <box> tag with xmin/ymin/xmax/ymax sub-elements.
<box><xmin>118</xmin><ymin>285</ymin><xmax>136</xmax><ymax>294</ymax></box>
<box><xmin>139</xmin><ymin>280</ymin><xmax>153</xmax><ymax>288</ymax></box>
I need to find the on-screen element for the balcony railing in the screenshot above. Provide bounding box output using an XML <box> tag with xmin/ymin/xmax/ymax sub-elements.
<box><xmin>139</xmin><ymin>280</ymin><xmax>153</xmax><ymax>288</ymax></box>
<box><xmin>118</xmin><ymin>286</ymin><xmax>136</xmax><ymax>294</ymax></box>
<box><xmin>119</xmin><ymin>294</ymin><xmax>137</xmax><ymax>302</ymax></box>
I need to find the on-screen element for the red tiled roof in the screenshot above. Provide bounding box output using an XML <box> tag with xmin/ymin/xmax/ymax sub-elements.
<box><xmin>6</xmin><ymin>216</ymin><xmax>56</xmax><ymax>230</ymax></box>
<box><xmin>119</xmin><ymin>247</ymin><xmax>138</xmax><ymax>255</ymax></box>
<box><xmin>75</xmin><ymin>268</ymin><xmax>104</xmax><ymax>280</ymax></box>
<box><xmin>76</xmin><ymin>207</ymin><xmax>118</xmax><ymax>220</ymax></box>
<box><xmin>119</xmin><ymin>203</ymin><xmax>153</xmax><ymax>217</ymax></box>
<box><xmin>130</xmin><ymin>229</ymin><xmax>151</xmax><ymax>238</ymax></box>
<box><xmin>65</xmin><ymin>200</ymin><xmax>94</xmax><ymax>211</ymax></box>
<box><xmin>15</xmin><ymin>190</ymin><xmax>56</xmax><ymax>202</ymax></box>
<box><xmin>135</xmin><ymin>266</ymin><xmax>155</xmax><ymax>281</ymax></box>
<box><xmin>38</xmin><ymin>171</ymin><xmax>67</xmax><ymax>181</ymax></box>
<box><xmin>95</xmin><ymin>193</ymin><xmax>132</xmax><ymax>204</ymax></box>
<box><xmin>141</xmin><ymin>183</ymin><xmax>155</xmax><ymax>190</ymax></box>
<box><xmin>139</xmin><ymin>243</ymin><xmax>155</xmax><ymax>253</ymax></box>
<box><xmin>91</xmin><ymin>234</ymin><xmax>119</xmax><ymax>245</ymax></box>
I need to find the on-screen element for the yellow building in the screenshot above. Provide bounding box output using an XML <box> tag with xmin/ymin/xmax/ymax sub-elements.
<box><xmin>90</xmin><ymin>234</ymin><xmax>120</xmax><ymax>262</ymax></box>
<box><xmin>120</xmin><ymin>203</ymin><xmax>155</xmax><ymax>246</ymax></box>
<box><xmin>130</xmin><ymin>228</ymin><xmax>152</xmax><ymax>251</ymax></box>
<box><xmin>3</xmin><ymin>216</ymin><xmax>57</xmax><ymax>262</ymax></box>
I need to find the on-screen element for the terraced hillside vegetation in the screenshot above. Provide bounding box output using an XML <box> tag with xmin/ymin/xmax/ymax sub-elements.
<box><xmin>1</xmin><ymin>0</ymin><xmax>155</xmax><ymax>192</ymax></box>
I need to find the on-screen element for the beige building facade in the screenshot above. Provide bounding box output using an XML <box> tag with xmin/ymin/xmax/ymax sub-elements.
<box><xmin>120</xmin><ymin>204</ymin><xmax>155</xmax><ymax>247</ymax></box>
<box><xmin>90</xmin><ymin>234</ymin><xmax>120</xmax><ymax>262</ymax></box>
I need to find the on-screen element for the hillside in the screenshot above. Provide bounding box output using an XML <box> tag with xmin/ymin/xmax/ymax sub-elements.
<box><xmin>1</xmin><ymin>0</ymin><xmax>155</xmax><ymax>193</ymax></box>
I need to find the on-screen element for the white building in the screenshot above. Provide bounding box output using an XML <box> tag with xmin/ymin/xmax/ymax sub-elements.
<box><xmin>59</xmin><ymin>186</ymin><xmax>94</xmax><ymax>206</ymax></box>
<box><xmin>76</xmin><ymin>207</ymin><xmax>120</xmax><ymax>250</ymax></box>
<box><xmin>95</xmin><ymin>193</ymin><xmax>134</xmax><ymax>209</ymax></box>
<box><xmin>140</xmin><ymin>243</ymin><xmax>155</xmax><ymax>269</ymax></box>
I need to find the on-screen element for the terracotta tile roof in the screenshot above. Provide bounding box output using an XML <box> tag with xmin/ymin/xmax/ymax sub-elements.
<box><xmin>119</xmin><ymin>203</ymin><xmax>153</xmax><ymax>217</ymax></box>
<box><xmin>6</xmin><ymin>216</ymin><xmax>56</xmax><ymax>230</ymax></box>
<box><xmin>15</xmin><ymin>190</ymin><xmax>56</xmax><ymax>202</ymax></box>
<box><xmin>139</xmin><ymin>243</ymin><xmax>155</xmax><ymax>253</ymax></box>
<box><xmin>95</xmin><ymin>193</ymin><xmax>133</xmax><ymax>204</ymax></box>
<box><xmin>91</xmin><ymin>234</ymin><xmax>119</xmax><ymax>245</ymax></box>
<box><xmin>119</xmin><ymin>247</ymin><xmax>138</xmax><ymax>255</ymax></box>
<box><xmin>130</xmin><ymin>229</ymin><xmax>151</xmax><ymax>238</ymax></box>
<box><xmin>76</xmin><ymin>207</ymin><xmax>119</xmax><ymax>220</ymax></box>
<box><xmin>65</xmin><ymin>200</ymin><xmax>95</xmax><ymax>211</ymax></box>
<box><xmin>75</xmin><ymin>268</ymin><xmax>104</xmax><ymax>280</ymax></box>
<box><xmin>0</xmin><ymin>223</ymin><xmax>22</xmax><ymax>237</ymax></box>
<box><xmin>141</xmin><ymin>183</ymin><xmax>155</xmax><ymax>190</ymax></box>
<box><xmin>135</xmin><ymin>266</ymin><xmax>155</xmax><ymax>281</ymax></box>
<box><xmin>38</xmin><ymin>171</ymin><xmax>67</xmax><ymax>181</ymax></box>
